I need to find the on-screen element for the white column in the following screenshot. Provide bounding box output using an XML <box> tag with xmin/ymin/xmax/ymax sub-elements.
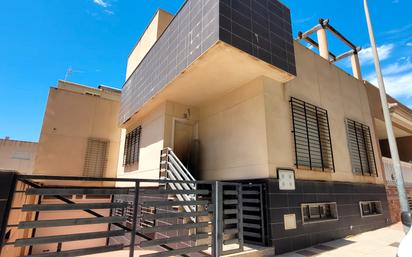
<box><xmin>317</xmin><ymin>28</ymin><xmax>329</xmax><ymax>60</ymax></box>
<box><xmin>351</xmin><ymin>53</ymin><xmax>363</xmax><ymax>80</ymax></box>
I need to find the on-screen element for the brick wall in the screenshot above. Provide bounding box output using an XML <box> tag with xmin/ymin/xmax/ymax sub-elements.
<box><xmin>386</xmin><ymin>185</ymin><xmax>412</xmax><ymax>223</ymax></box>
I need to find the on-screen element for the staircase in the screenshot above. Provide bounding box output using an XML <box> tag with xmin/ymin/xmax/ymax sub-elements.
<box><xmin>159</xmin><ymin>148</ymin><xmax>198</xmax><ymax>219</ymax></box>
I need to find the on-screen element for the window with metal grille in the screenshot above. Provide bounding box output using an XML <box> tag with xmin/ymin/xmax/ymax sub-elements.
<box><xmin>83</xmin><ymin>138</ymin><xmax>108</xmax><ymax>177</ymax></box>
<box><xmin>301</xmin><ymin>202</ymin><xmax>338</xmax><ymax>224</ymax></box>
<box><xmin>359</xmin><ymin>201</ymin><xmax>382</xmax><ymax>217</ymax></box>
<box><xmin>290</xmin><ymin>97</ymin><xmax>335</xmax><ymax>171</ymax></box>
<box><xmin>345</xmin><ymin>119</ymin><xmax>377</xmax><ymax>176</ymax></box>
<box><xmin>123</xmin><ymin>126</ymin><xmax>142</xmax><ymax>166</ymax></box>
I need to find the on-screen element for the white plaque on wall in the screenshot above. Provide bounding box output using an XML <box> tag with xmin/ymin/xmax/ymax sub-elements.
<box><xmin>278</xmin><ymin>168</ymin><xmax>295</xmax><ymax>190</ymax></box>
<box><xmin>284</xmin><ymin>214</ymin><xmax>297</xmax><ymax>230</ymax></box>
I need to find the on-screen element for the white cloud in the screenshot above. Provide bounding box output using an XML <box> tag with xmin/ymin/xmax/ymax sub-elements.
<box><xmin>93</xmin><ymin>0</ymin><xmax>109</xmax><ymax>8</ymax></box>
<box><xmin>406</xmin><ymin>42</ymin><xmax>412</xmax><ymax>47</ymax></box>
<box><xmin>366</xmin><ymin>57</ymin><xmax>412</xmax><ymax>100</ymax></box>
<box><xmin>104</xmin><ymin>9</ymin><xmax>114</xmax><ymax>15</ymax></box>
<box><xmin>381</xmin><ymin>57</ymin><xmax>412</xmax><ymax>75</ymax></box>
<box><xmin>359</xmin><ymin>44</ymin><xmax>394</xmax><ymax>66</ymax></box>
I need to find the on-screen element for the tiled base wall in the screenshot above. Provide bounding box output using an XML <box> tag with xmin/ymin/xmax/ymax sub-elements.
<box><xmin>386</xmin><ymin>185</ymin><xmax>412</xmax><ymax>223</ymax></box>
<box><xmin>261</xmin><ymin>179</ymin><xmax>390</xmax><ymax>254</ymax></box>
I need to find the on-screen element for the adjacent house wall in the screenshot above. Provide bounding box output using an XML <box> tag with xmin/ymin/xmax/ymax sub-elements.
<box><xmin>0</xmin><ymin>139</ymin><xmax>37</xmax><ymax>174</ymax></box>
<box><xmin>34</xmin><ymin>81</ymin><xmax>121</xmax><ymax>178</ymax></box>
<box><xmin>380</xmin><ymin>136</ymin><xmax>412</xmax><ymax>162</ymax></box>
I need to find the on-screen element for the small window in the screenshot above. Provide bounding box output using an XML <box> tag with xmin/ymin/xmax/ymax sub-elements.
<box><xmin>123</xmin><ymin>126</ymin><xmax>142</xmax><ymax>167</ymax></box>
<box><xmin>359</xmin><ymin>201</ymin><xmax>382</xmax><ymax>217</ymax></box>
<box><xmin>290</xmin><ymin>97</ymin><xmax>335</xmax><ymax>172</ymax></box>
<box><xmin>301</xmin><ymin>202</ymin><xmax>338</xmax><ymax>224</ymax></box>
<box><xmin>345</xmin><ymin>119</ymin><xmax>377</xmax><ymax>176</ymax></box>
<box><xmin>83</xmin><ymin>138</ymin><xmax>108</xmax><ymax>177</ymax></box>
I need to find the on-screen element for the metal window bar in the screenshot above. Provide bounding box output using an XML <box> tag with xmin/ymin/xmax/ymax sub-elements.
<box><xmin>346</xmin><ymin>119</ymin><xmax>377</xmax><ymax>176</ymax></box>
<box><xmin>290</xmin><ymin>97</ymin><xmax>334</xmax><ymax>171</ymax></box>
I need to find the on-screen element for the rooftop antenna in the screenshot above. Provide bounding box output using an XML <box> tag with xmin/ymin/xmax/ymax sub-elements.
<box><xmin>64</xmin><ymin>66</ymin><xmax>73</xmax><ymax>81</ymax></box>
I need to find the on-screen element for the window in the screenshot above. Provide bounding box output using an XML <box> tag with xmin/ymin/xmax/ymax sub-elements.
<box><xmin>345</xmin><ymin>119</ymin><xmax>377</xmax><ymax>176</ymax></box>
<box><xmin>83</xmin><ymin>138</ymin><xmax>108</xmax><ymax>177</ymax></box>
<box><xmin>359</xmin><ymin>201</ymin><xmax>382</xmax><ymax>217</ymax></box>
<box><xmin>301</xmin><ymin>202</ymin><xmax>338</xmax><ymax>224</ymax></box>
<box><xmin>290</xmin><ymin>97</ymin><xmax>335</xmax><ymax>171</ymax></box>
<box><xmin>123</xmin><ymin>126</ymin><xmax>142</xmax><ymax>166</ymax></box>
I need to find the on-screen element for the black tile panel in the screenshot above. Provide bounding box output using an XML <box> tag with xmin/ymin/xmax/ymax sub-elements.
<box><xmin>219</xmin><ymin>0</ymin><xmax>296</xmax><ymax>75</ymax></box>
<box><xmin>120</xmin><ymin>0</ymin><xmax>220</xmax><ymax>124</ymax></box>
<box><xmin>120</xmin><ymin>0</ymin><xmax>296</xmax><ymax>124</ymax></box>
<box><xmin>233</xmin><ymin>179</ymin><xmax>388</xmax><ymax>254</ymax></box>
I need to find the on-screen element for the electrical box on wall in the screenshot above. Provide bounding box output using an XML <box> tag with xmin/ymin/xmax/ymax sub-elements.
<box><xmin>278</xmin><ymin>168</ymin><xmax>296</xmax><ymax>191</ymax></box>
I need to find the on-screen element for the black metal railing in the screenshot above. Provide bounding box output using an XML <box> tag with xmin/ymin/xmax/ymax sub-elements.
<box><xmin>0</xmin><ymin>174</ymin><xmax>245</xmax><ymax>257</ymax></box>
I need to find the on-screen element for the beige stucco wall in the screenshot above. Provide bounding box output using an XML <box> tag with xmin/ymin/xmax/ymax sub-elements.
<box><xmin>117</xmin><ymin>103</ymin><xmax>166</xmax><ymax>180</ymax></box>
<box><xmin>262</xmin><ymin>42</ymin><xmax>383</xmax><ymax>184</ymax></box>
<box><xmin>118</xmin><ymin>41</ymin><xmax>384</xmax><ymax>185</ymax></box>
<box><xmin>0</xmin><ymin>139</ymin><xmax>37</xmax><ymax>174</ymax></box>
<box><xmin>125</xmin><ymin>10</ymin><xmax>174</xmax><ymax>80</ymax></box>
<box><xmin>198</xmin><ymin>78</ymin><xmax>269</xmax><ymax>180</ymax></box>
<box><xmin>34</xmin><ymin>81</ymin><xmax>121</xmax><ymax>178</ymax></box>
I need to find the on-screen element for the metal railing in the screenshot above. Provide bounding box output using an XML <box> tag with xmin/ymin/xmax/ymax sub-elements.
<box><xmin>0</xmin><ymin>175</ymin><xmax>230</xmax><ymax>257</ymax></box>
<box><xmin>382</xmin><ymin>157</ymin><xmax>412</xmax><ymax>186</ymax></box>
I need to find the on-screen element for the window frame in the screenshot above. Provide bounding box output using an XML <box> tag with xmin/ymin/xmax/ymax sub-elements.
<box><xmin>359</xmin><ymin>201</ymin><xmax>383</xmax><ymax>218</ymax></box>
<box><xmin>123</xmin><ymin>126</ymin><xmax>142</xmax><ymax>167</ymax></box>
<box><xmin>301</xmin><ymin>202</ymin><xmax>339</xmax><ymax>225</ymax></box>
<box><xmin>290</xmin><ymin>97</ymin><xmax>335</xmax><ymax>172</ymax></box>
<box><xmin>345</xmin><ymin>119</ymin><xmax>378</xmax><ymax>177</ymax></box>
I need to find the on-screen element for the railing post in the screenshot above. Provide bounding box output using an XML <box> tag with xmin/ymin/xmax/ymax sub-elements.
<box><xmin>212</xmin><ymin>181</ymin><xmax>222</xmax><ymax>257</ymax></box>
<box><xmin>129</xmin><ymin>181</ymin><xmax>140</xmax><ymax>257</ymax></box>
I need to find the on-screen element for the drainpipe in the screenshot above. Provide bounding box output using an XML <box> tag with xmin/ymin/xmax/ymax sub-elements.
<box><xmin>317</xmin><ymin>19</ymin><xmax>329</xmax><ymax>61</ymax></box>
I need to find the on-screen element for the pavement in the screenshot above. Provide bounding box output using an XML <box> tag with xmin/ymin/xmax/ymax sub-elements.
<box><xmin>278</xmin><ymin>223</ymin><xmax>405</xmax><ymax>257</ymax></box>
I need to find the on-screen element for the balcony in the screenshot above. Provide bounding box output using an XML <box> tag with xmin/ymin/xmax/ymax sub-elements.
<box><xmin>382</xmin><ymin>157</ymin><xmax>412</xmax><ymax>186</ymax></box>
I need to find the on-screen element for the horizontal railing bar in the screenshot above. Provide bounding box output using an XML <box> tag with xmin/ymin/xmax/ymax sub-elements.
<box><xmin>15</xmin><ymin>230</ymin><xmax>125</xmax><ymax>246</ymax></box>
<box><xmin>141</xmin><ymin>200</ymin><xmax>209</xmax><ymax>207</ymax></box>
<box><xmin>243</xmin><ymin>215</ymin><xmax>261</xmax><ymax>220</ymax></box>
<box><xmin>140</xmin><ymin>189</ymin><xmax>210</xmax><ymax>195</ymax></box>
<box><xmin>244</xmin><ymin>231</ymin><xmax>262</xmax><ymax>238</ymax></box>
<box><xmin>223</xmin><ymin>228</ymin><xmax>239</xmax><ymax>234</ymax></box>
<box><xmin>22</xmin><ymin>202</ymin><xmax>126</xmax><ymax>212</ymax></box>
<box><xmin>18</xmin><ymin>216</ymin><xmax>126</xmax><ymax>229</ymax></box>
<box><xmin>17</xmin><ymin>175</ymin><xmax>216</xmax><ymax>184</ymax></box>
<box><xmin>142</xmin><ymin>211</ymin><xmax>210</xmax><ymax>220</ymax></box>
<box><xmin>140</xmin><ymin>245</ymin><xmax>209</xmax><ymax>257</ymax></box>
<box><xmin>224</xmin><ymin>219</ymin><xmax>238</xmax><ymax>225</ymax></box>
<box><xmin>19</xmin><ymin>244</ymin><xmax>125</xmax><ymax>257</ymax></box>
<box><xmin>223</xmin><ymin>200</ymin><xmax>238</xmax><ymax>205</ymax></box>
<box><xmin>140</xmin><ymin>222</ymin><xmax>210</xmax><ymax>234</ymax></box>
<box><xmin>224</xmin><ymin>209</ymin><xmax>238</xmax><ymax>215</ymax></box>
<box><xmin>223</xmin><ymin>238</ymin><xmax>240</xmax><ymax>245</ymax></box>
<box><xmin>140</xmin><ymin>233</ymin><xmax>209</xmax><ymax>248</ymax></box>
<box><xmin>25</xmin><ymin>187</ymin><xmax>130</xmax><ymax>196</ymax></box>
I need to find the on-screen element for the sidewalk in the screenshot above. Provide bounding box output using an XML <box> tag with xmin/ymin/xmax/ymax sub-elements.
<box><xmin>278</xmin><ymin>223</ymin><xmax>405</xmax><ymax>257</ymax></box>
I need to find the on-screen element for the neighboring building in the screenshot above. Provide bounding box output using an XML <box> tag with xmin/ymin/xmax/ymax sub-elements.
<box><xmin>116</xmin><ymin>1</ymin><xmax>389</xmax><ymax>254</ymax></box>
<box><xmin>0</xmin><ymin>138</ymin><xmax>37</xmax><ymax>174</ymax></box>
<box><xmin>366</xmin><ymin>83</ymin><xmax>412</xmax><ymax>222</ymax></box>
<box><xmin>34</xmin><ymin>80</ymin><xmax>122</xmax><ymax>178</ymax></box>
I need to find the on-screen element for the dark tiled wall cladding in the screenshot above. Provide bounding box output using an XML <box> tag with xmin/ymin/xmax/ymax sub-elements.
<box><xmin>219</xmin><ymin>0</ymin><xmax>296</xmax><ymax>76</ymax></box>
<box><xmin>120</xmin><ymin>0</ymin><xmax>296</xmax><ymax>124</ymax></box>
<box><xmin>263</xmin><ymin>179</ymin><xmax>389</xmax><ymax>254</ymax></box>
<box><xmin>120</xmin><ymin>0</ymin><xmax>220</xmax><ymax>124</ymax></box>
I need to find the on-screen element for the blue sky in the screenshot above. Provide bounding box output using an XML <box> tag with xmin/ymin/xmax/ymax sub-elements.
<box><xmin>0</xmin><ymin>0</ymin><xmax>411</xmax><ymax>142</ymax></box>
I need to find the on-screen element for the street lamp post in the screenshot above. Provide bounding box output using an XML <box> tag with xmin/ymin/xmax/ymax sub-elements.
<box><xmin>363</xmin><ymin>0</ymin><xmax>411</xmax><ymax>232</ymax></box>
